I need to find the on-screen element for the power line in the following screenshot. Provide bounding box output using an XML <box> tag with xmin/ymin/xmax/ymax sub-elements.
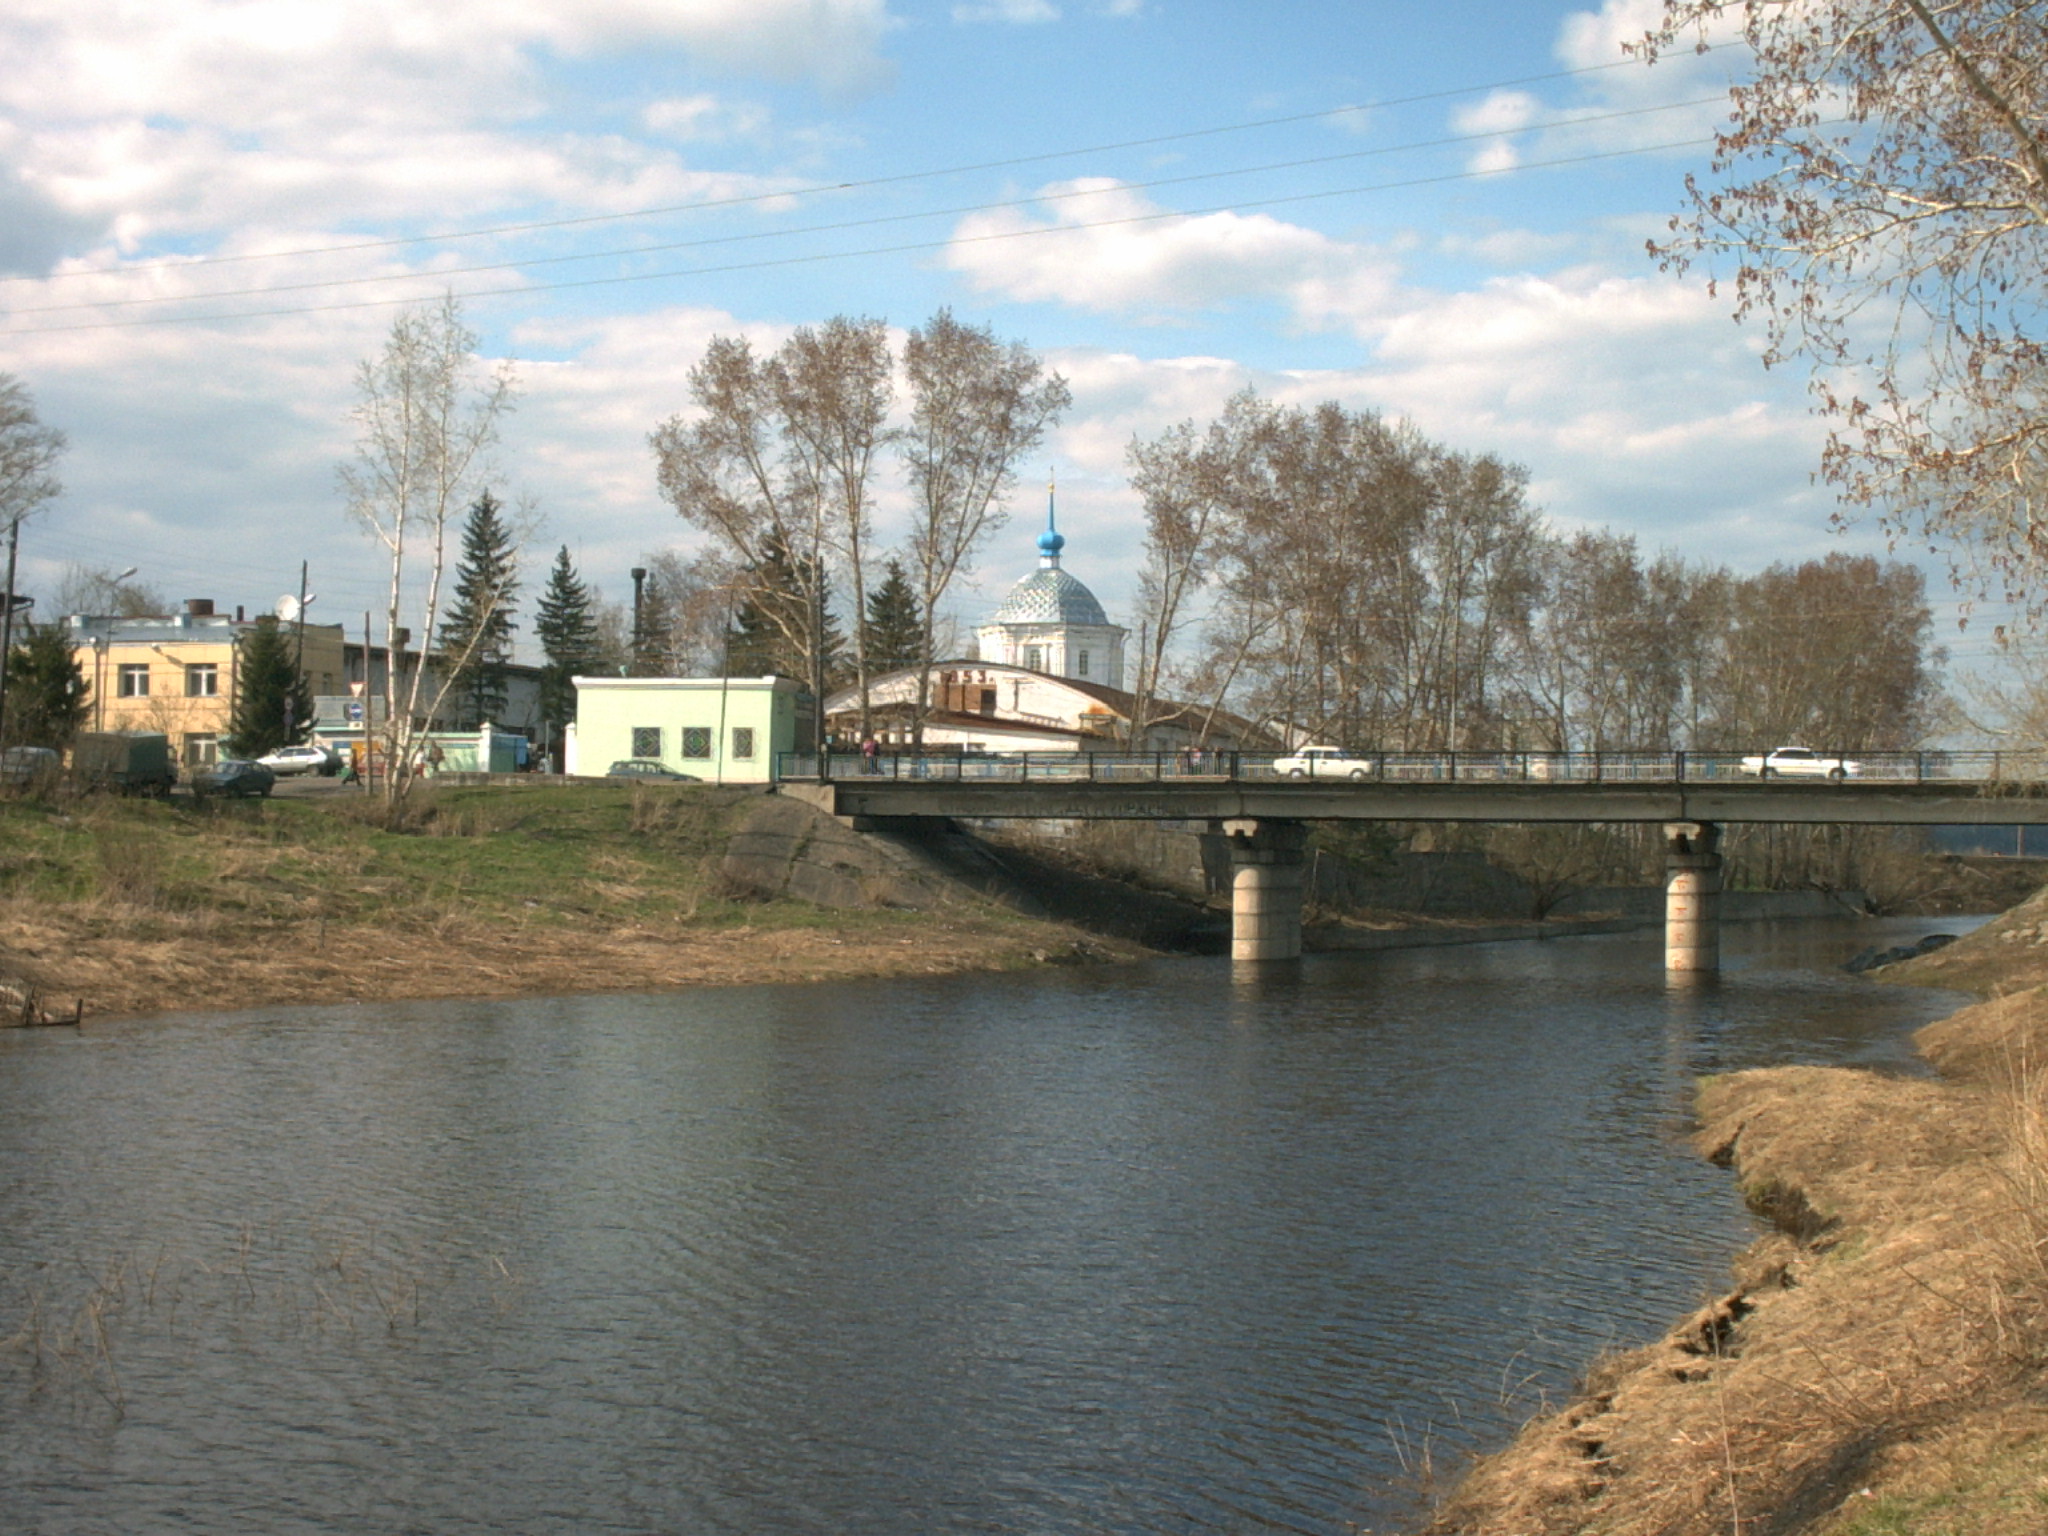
<box><xmin>1</xmin><ymin>41</ymin><xmax>1745</xmax><ymax>288</ymax></box>
<box><xmin>0</xmin><ymin>136</ymin><xmax>1717</xmax><ymax>336</ymax></box>
<box><xmin>4</xmin><ymin>97</ymin><xmax>1728</xmax><ymax>319</ymax></box>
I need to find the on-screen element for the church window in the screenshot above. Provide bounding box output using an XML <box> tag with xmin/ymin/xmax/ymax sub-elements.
<box><xmin>1077</xmin><ymin>650</ymin><xmax>1090</xmax><ymax>678</ymax></box>
<box><xmin>1024</xmin><ymin>646</ymin><xmax>1043</xmax><ymax>672</ymax></box>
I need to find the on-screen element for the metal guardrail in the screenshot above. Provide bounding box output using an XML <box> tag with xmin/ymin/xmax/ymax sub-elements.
<box><xmin>777</xmin><ymin>748</ymin><xmax>2048</xmax><ymax>786</ymax></box>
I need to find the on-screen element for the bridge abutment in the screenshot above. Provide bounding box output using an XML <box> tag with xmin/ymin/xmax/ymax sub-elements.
<box><xmin>1664</xmin><ymin>821</ymin><xmax>1722</xmax><ymax>973</ymax></box>
<box><xmin>1217</xmin><ymin>818</ymin><xmax>1308</xmax><ymax>962</ymax></box>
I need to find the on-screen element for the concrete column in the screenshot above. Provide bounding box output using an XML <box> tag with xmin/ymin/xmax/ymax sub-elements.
<box><xmin>1217</xmin><ymin>818</ymin><xmax>1308</xmax><ymax>962</ymax></box>
<box><xmin>1664</xmin><ymin>821</ymin><xmax>1723</xmax><ymax>973</ymax></box>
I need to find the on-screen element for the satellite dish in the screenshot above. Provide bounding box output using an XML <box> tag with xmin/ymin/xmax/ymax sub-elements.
<box><xmin>275</xmin><ymin>595</ymin><xmax>301</xmax><ymax>622</ymax></box>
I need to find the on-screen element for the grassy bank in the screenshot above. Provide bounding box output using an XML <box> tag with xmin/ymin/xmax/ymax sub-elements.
<box><xmin>1420</xmin><ymin>887</ymin><xmax>2048</xmax><ymax>1536</ymax></box>
<box><xmin>0</xmin><ymin>783</ymin><xmax>1136</xmax><ymax>1021</ymax></box>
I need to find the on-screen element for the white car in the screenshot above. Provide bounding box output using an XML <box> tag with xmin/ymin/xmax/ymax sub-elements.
<box><xmin>1272</xmin><ymin>746</ymin><xmax>1377</xmax><ymax>780</ymax></box>
<box><xmin>257</xmin><ymin>743</ymin><xmax>340</xmax><ymax>776</ymax></box>
<box><xmin>1740</xmin><ymin>746</ymin><xmax>1862</xmax><ymax>780</ymax></box>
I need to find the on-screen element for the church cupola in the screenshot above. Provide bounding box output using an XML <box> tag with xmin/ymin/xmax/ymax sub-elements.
<box><xmin>975</xmin><ymin>477</ymin><xmax>1128</xmax><ymax>688</ymax></box>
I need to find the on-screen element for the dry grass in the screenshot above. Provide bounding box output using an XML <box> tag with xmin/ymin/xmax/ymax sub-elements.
<box><xmin>1421</xmin><ymin>925</ymin><xmax>2048</xmax><ymax>1536</ymax></box>
<box><xmin>0</xmin><ymin>784</ymin><xmax>1144</xmax><ymax>1021</ymax></box>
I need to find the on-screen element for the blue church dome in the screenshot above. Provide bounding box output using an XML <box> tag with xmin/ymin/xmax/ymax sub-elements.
<box><xmin>991</xmin><ymin>566</ymin><xmax>1109</xmax><ymax>627</ymax></box>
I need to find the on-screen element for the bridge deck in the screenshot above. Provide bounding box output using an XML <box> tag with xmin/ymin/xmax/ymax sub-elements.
<box><xmin>789</xmin><ymin>776</ymin><xmax>2048</xmax><ymax>826</ymax></box>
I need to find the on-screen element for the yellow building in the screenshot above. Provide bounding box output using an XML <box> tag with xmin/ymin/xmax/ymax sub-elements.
<box><xmin>64</xmin><ymin>599</ymin><xmax>348</xmax><ymax>768</ymax></box>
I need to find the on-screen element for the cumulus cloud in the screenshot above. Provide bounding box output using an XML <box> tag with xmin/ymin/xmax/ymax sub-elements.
<box><xmin>0</xmin><ymin>1</ymin><xmax>899</xmax><ymax>127</ymax></box>
<box><xmin>0</xmin><ymin>0</ymin><xmax>899</xmax><ymax>260</ymax></box>
<box><xmin>0</xmin><ymin>160</ymin><xmax>107</xmax><ymax>276</ymax></box>
<box><xmin>944</xmin><ymin>178</ymin><xmax>1405</xmax><ymax>335</ymax></box>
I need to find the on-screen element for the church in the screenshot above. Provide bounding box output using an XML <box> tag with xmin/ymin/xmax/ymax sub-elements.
<box><xmin>825</xmin><ymin>495</ymin><xmax>1261</xmax><ymax>755</ymax></box>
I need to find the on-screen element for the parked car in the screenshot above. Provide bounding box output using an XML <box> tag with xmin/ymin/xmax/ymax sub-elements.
<box><xmin>257</xmin><ymin>743</ymin><xmax>340</xmax><ymax>777</ymax></box>
<box><xmin>605</xmin><ymin>759</ymin><xmax>701</xmax><ymax>782</ymax></box>
<box><xmin>1739</xmin><ymin>746</ymin><xmax>1862</xmax><ymax>780</ymax></box>
<box><xmin>191</xmin><ymin>759</ymin><xmax>277</xmax><ymax>798</ymax></box>
<box><xmin>0</xmin><ymin>745</ymin><xmax>61</xmax><ymax>787</ymax></box>
<box><xmin>1272</xmin><ymin>746</ymin><xmax>1378</xmax><ymax>780</ymax></box>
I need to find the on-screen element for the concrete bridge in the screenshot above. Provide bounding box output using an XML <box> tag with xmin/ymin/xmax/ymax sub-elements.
<box><xmin>781</xmin><ymin>749</ymin><xmax>2048</xmax><ymax>970</ymax></box>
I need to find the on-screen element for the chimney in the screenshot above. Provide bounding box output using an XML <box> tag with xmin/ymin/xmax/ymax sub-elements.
<box><xmin>185</xmin><ymin>598</ymin><xmax>215</xmax><ymax>616</ymax></box>
<box><xmin>236</xmin><ymin>605</ymin><xmax>245</xmax><ymax>622</ymax></box>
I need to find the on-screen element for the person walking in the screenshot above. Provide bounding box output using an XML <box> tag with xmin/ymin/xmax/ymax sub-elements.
<box><xmin>861</xmin><ymin>734</ymin><xmax>881</xmax><ymax>775</ymax></box>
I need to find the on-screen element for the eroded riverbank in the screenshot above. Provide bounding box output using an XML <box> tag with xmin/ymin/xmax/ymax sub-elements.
<box><xmin>1420</xmin><ymin>887</ymin><xmax>2048</xmax><ymax>1536</ymax></box>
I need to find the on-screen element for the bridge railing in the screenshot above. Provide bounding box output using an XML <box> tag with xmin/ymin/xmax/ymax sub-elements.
<box><xmin>777</xmin><ymin>748</ymin><xmax>2048</xmax><ymax>786</ymax></box>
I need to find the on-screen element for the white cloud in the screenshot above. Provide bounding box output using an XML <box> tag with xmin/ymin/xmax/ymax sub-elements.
<box><xmin>944</xmin><ymin>179</ymin><xmax>1404</xmax><ymax>335</ymax></box>
<box><xmin>953</xmin><ymin>0</ymin><xmax>1060</xmax><ymax>21</ymax></box>
<box><xmin>1453</xmin><ymin>90</ymin><xmax>1541</xmax><ymax>138</ymax></box>
<box><xmin>0</xmin><ymin>0</ymin><xmax>899</xmax><ymax>258</ymax></box>
<box><xmin>641</xmin><ymin>95</ymin><xmax>771</xmax><ymax>144</ymax></box>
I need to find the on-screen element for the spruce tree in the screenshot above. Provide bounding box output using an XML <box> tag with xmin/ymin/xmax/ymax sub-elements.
<box><xmin>534</xmin><ymin>545</ymin><xmax>601</xmax><ymax>746</ymax></box>
<box><xmin>224</xmin><ymin>616</ymin><xmax>314</xmax><ymax>759</ymax></box>
<box><xmin>861</xmin><ymin>558</ymin><xmax>925</xmax><ymax>674</ymax></box>
<box><xmin>437</xmin><ymin>489</ymin><xmax>520</xmax><ymax>727</ymax></box>
<box><xmin>722</xmin><ymin>536</ymin><xmax>841</xmax><ymax>683</ymax></box>
<box><xmin>2</xmin><ymin>620</ymin><xmax>89</xmax><ymax>751</ymax></box>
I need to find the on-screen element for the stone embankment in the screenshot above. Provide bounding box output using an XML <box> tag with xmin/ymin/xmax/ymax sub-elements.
<box><xmin>1416</xmin><ymin>884</ymin><xmax>2048</xmax><ymax>1536</ymax></box>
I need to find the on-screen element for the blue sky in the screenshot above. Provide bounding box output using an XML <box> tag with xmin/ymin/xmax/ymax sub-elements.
<box><xmin>0</xmin><ymin>0</ymin><xmax>2004</xmax><ymax>672</ymax></box>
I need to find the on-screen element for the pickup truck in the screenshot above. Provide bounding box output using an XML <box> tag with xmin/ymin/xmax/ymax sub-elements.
<box><xmin>1271</xmin><ymin>746</ymin><xmax>1377</xmax><ymax>779</ymax></box>
<box><xmin>1740</xmin><ymin>746</ymin><xmax>1861</xmax><ymax>780</ymax></box>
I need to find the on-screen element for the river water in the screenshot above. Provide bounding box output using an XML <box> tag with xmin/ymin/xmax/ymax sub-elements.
<box><xmin>0</xmin><ymin>916</ymin><xmax>1975</xmax><ymax>1535</ymax></box>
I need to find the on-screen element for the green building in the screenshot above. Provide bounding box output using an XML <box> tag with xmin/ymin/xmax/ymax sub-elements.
<box><xmin>568</xmin><ymin>676</ymin><xmax>814</xmax><ymax>783</ymax></box>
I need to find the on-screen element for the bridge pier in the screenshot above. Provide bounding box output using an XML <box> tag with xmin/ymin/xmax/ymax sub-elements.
<box><xmin>1664</xmin><ymin>821</ymin><xmax>1722</xmax><ymax>973</ymax></box>
<box><xmin>1216</xmin><ymin>818</ymin><xmax>1308</xmax><ymax>962</ymax></box>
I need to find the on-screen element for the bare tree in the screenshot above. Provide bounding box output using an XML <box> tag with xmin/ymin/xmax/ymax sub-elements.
<box><xmin>51</xmin><ymin>562</ymin><xmax>165</xmax><ymax>619</ymax></box>
<box><xmin>651</xmin><ymin>334</ymin><xmax>838</xmax><ymax>748</ymax></box>
<box><xmin>1127</xmin><ymin>395</ymin><xmax>1254</xmax><ymax>743</ymax></box>
<box><xmin>1701</xmin><ymin>553</ymin><xmax>1941</xmax><ymax>748</ymax></box>
<box><xmin>775</xmin><ymin>317</ymin><xmax>893</xmax><ymax>730</ymax></box>
<box><xmin>1642</xmin><ymin>0</ymin><xmax>2048</xmax><ymax>609</ymax></box>
<box><xmin>0</xmin><ymin>374</ymin><xmax>67</xmax><ymax>754</ymax></box>
<box><xmin>638</xmin><ymin>547</ymin><xmax>741</xmax><ymax>676</ymax></box>
<box><xmin>900</xmin><ymin>309</ymin><xmax>1069</xmax><ymax>747</ymax></box>
<box><xmin>338</xmin><ymin>296</ymin><xmax>517</xmax><ymax>794</ymax></box>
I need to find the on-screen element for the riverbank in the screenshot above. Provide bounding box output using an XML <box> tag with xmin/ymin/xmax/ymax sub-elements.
<box><xmin>1418</xmin><ymin>884</ymin><xmax>2048</xmax><ymax>1536</ymax></box>
<box><xmin>0</xmin><ymin>784</ymin><xmax>1146</xmax><ymax>1022</ymax></box>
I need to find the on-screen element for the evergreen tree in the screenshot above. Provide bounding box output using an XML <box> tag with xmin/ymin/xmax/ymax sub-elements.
<box><xmin>223</xmin><ymin>616</ymin><xmax>314</xmax><ymax>759</ymax></box>
<box><xmin>722</xmin><ymin>536</ymin><xmax>842</xmax><ymax>682</ymax></box>
<box><xmin>437</xmin><ymin>489</ymin><xmax>520</xmax><ymax>727</ymax></box>
<box><xmin>2</xmin><ymin>620</ymin><xmax>88</xmax><ymax>751</ymax></box>
<box><xmin>861</xmin><ymin>558</ymin><xmax>926</xmax><ymax>674</ymax></box>
<box><xmin>534</xmin><ymin>545</ymin><xmax>601</xmax><ymax>745</ymax></box>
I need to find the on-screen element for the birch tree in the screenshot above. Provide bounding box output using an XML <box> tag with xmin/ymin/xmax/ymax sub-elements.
<box><xmin>1127</xmin><ymin>395</ymin><xmax>1254</xmax><ymax>743</ymax></box>
<box><xmin>1642</xmin><ymin>0</ymin><xmax>2048</xmax><ymax>608</ymax></box>
<box><xmin>339</xmin><ymin>296</ymin><xmax>517</xmax><ymax>794</ymax></box>
<box><xmin>900</xmin><ymin>309</ymin><xmax>1069</xmax><ymax>747</ymax></box>
<box><xmin>651</xmin><ymin>334</ymin><xmax>838</xmax><ymax>747</ymax></box>
<box><xmin>0</xmin><ymin>375</ymin><xmax>66</xmax><ymax>753</ymax></box>
<box><xmin>774</xmin><ymin>317</ymin><xmax>893</xmax><ymax>732</ymax></box>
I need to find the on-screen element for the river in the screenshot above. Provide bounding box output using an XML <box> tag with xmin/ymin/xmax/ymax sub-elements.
<box><xmin>0</xmin><ymin>915</ymin><xmax>1975</xmax><ymax>1535</ymax></box>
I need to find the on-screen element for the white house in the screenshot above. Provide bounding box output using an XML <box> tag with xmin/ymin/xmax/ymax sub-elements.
<box><xmin>569</xmin><ymin>675</ymin><xmax>815</xmax><ymax>782</ymax></box>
